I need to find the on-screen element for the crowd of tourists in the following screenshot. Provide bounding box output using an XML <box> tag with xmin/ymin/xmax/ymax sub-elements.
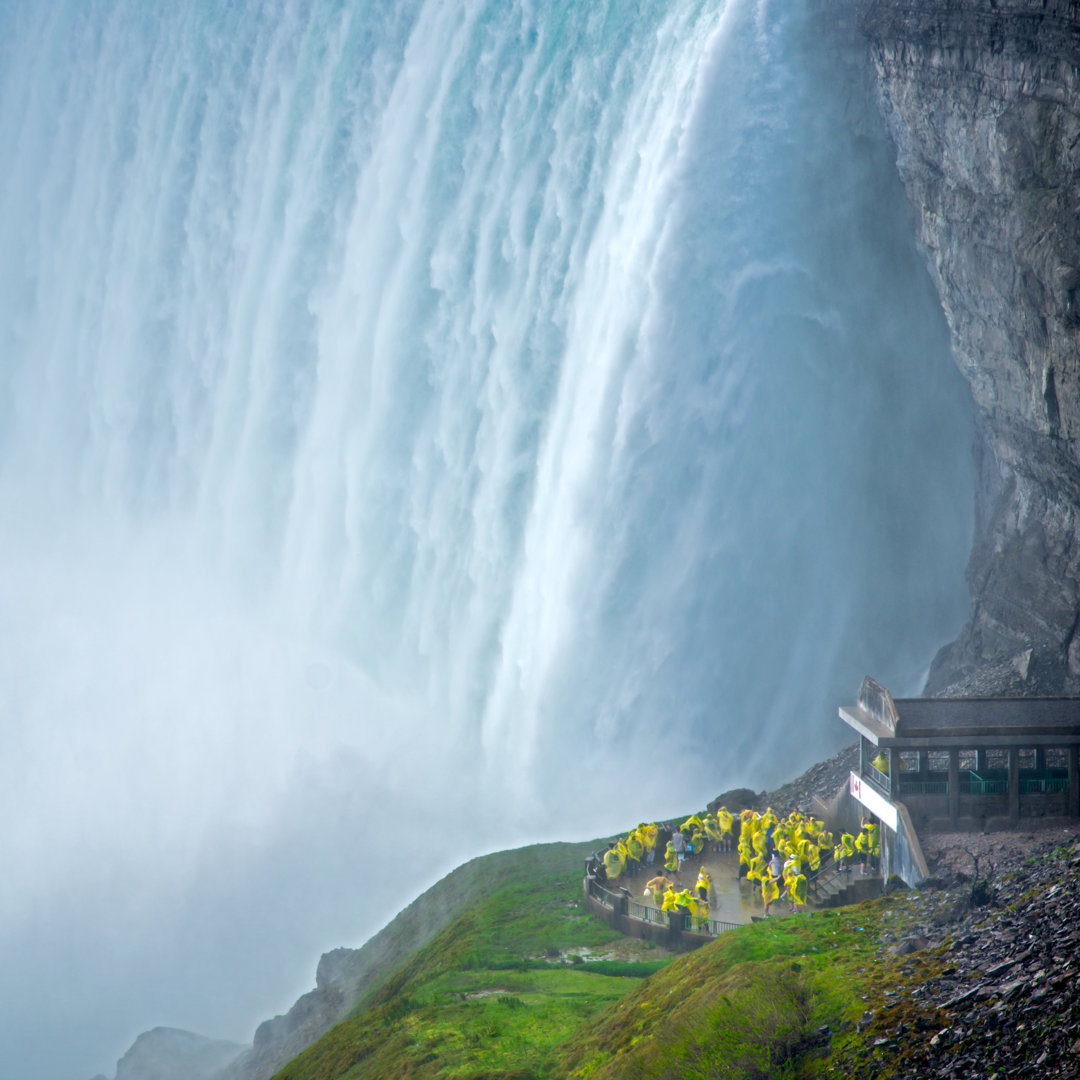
<box><xmin>596</xmin><ymin>806</ymin><xmax>881</xmax><ymax>923</ymax></box>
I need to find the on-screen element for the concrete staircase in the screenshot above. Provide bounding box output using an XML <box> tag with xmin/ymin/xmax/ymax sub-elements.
<box><xmin>811</xmin><ymin>868</ymin><xmax>882</xmax><ymax>909</ymax></box>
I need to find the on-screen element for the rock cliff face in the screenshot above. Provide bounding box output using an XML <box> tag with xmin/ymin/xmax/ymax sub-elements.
<box><xmin>111</xmin><ymin>1027</ymin><xmax>244</xmax><ymax>1080</ymax></box>
<box><xmin>858</xmin><ymin>0</ymin><xmax>1080</xmax><ymax>694</ymax></box>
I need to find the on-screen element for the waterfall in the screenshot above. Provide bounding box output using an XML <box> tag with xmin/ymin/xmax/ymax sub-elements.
<box><xmin>0</xmin><ymin>1</ymin><xmax>973</xmax><ymax>1076</ymax></box>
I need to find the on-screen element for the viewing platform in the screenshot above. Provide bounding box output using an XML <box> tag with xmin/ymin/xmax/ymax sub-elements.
<box><xmin>582</xmin><ymin>846</ymin><xmax>868</xmax><ymax>952</ymax></box>
<box><xmin>841</xmin><ymin>677</ymin><xmax>1080</xmax><ymax>832</ymax></box>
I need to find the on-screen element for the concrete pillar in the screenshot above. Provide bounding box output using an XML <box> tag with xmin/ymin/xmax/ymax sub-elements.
<box><xmin>667</xmin><ymin>909</ymin><xmax>684</xmax><ymax>949</ymax></box>
<box><xmin>1069</xmin><ymin>745</ymin><xmax>1079</xmax><ymax>819</ymax></box>
<box><xmin>890</xmin><ymin>749</ymin><xmax>900</xmax><ymax>799</ymax></box>
<box><xmin>976</xmin><ymin>749</ymin><xmax>988</xmax><ymax>772</ymax></box>
<box><xmin>918</xmin><ymin>750</ymin><xmax>929</xmax><ymax>779</ymax></box>
<box><xmin>1009</xmin><ymin>749</ymin><xmax>1020</xmax><ymax>821</ymax></box>
<box><xmin>948</xmin><ymin>749</ymin><xmax>960</xmax><ymax>826</ymax></box>
<box><xmin>1036</xmin><ymin>747</ymin><xmax>1047</xmax><ymax>772</ymax></box>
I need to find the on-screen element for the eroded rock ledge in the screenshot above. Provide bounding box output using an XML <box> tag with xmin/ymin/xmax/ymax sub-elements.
<box><xmin>858</xmin><ymin>0</ymin><xmax>1080</xmax><ymax>694</ymax></box>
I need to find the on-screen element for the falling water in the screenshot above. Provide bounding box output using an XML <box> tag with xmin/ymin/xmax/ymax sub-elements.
<box><xmin>0</xmin><ymin>0</ymin><xmax>973</xmax><ymax>1076</ymax></box>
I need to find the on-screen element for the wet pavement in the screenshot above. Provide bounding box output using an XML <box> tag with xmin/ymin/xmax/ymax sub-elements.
<box><xmin>629</xmin><ymin>850</ymin><xmax>765</xmax><ymax>924</ymax></box>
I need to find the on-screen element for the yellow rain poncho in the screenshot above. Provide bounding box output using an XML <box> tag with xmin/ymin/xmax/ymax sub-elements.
<box><xmin>835</xmin><ymin>833</ymin><xmax>856</xmax><ymax>862</ymax></box>
<box><xmin>791</xmin><ymin>874</ymin><xmax>808</xmax><ymax>908</ymax></box>
<box><xmin>603</xmin><ymin>847</ymin><xmax>623</xmax><ymax>879</ymax></box>
<box><xmin>664</xmin><ymin>842</ymin><xmax>679</xmax><ymax>874</ymax></box>
<box><xmin>694</xmin><ymin>899</ymin><xmax>710</xmax><ymax>930</ymax></box>
<box><xmin>754</xmin><ymin>815</ymin><xmax>774</xmax><ymax>855</ymax></box>
<box><xmin>798</xmin><ymin>838</ymin><xmax>821</xmax><ymax>873</ymax></box>
<box><xmin>761</xmin><ymin>875</ymin><xmax>780</xmax><ymax>907</ymax></box>
<box><xmin>717</xmin><ymin>808</ymin><xmax>734</xmax><ymax>837</ymax></box>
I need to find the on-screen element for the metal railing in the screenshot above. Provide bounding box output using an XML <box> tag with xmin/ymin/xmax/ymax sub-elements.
<box><xmin>586</xmin><ymin>853</ymin><xmax>744</xmax><ymax>939</ymax></box>
<box><xmin>1020</xmin><ymin>777</ymin><xmax>1068</xmax><ymax>794</ymax></box>
<box><xmin>682</xmin><ymin>913</ymin><xmax>740</xmax><ymax>935</ymax></box>
<box><xmin>899</xmin><ymin>780</ymin><xmax>949</xmax><ymax>796</ymax></box>
<box><xmin>961</xmin><ymin>777</ymin><xmax>1007</xmax><ymax>794</ymax></box>
<box><xmin>627</xmin><ymin>900</ymin><xmax>669</xmax><ymax>926</ymax></box>
<box><xmin>865</xmin><ymin>762</ymin><xmax>890</xmax><ymax>793</ymax></box>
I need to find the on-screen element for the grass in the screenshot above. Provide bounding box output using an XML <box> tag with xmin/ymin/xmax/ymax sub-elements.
<box><xmin>555</xmin><ymin>900</ymin><xmax>915</xmax><ymax>1080</ymax></box>
<box><xmin>272</xmin><ymin>842</ymin><xmax>667</xmax><ymax>1080</ymax></box>
<box><xmin>269</xmin><ymin>840</ymin><xmax>994</xmax><ymax>1080</ymax></box>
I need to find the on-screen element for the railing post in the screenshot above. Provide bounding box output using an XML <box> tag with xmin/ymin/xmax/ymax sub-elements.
<box><xmin>1009</xmin><ymin>749</ymin><xmax>1021</xmax><ymax>821</ymax></box>
<box><xmin>667</xmin><ymin>909</ymin><xmax>683</xmax><ymax>949</ymax></box>
<box><xmin>1070</xmin><ymin>745</ymin><xmax>1080</xmax><ymax>819</ymax></box>
<box><xmin>948</xmin><ymin>748</ymin><xmax>960</xmax><ymax>826</ymax></box>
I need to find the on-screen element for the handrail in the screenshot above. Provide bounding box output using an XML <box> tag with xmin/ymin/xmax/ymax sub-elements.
<box><xmin>584</xmin><ymin>856</ymin><xmax>745</xmax><ymax>939</ymax></box>
<box><xmin>683</xmin><ymin>913</ymin><xmax>740</xmax><ymax>935</ymax></box>
<box><xmin>865</xmin><ymin>762</ymin><xmax>890</xmax><ymax>793</ymax></box>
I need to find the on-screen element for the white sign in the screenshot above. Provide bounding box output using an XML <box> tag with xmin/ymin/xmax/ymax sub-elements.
<box><xmin>849</xmin><ymin>770</ymin><xmax>898</xmax><ymax>831</ymax></box>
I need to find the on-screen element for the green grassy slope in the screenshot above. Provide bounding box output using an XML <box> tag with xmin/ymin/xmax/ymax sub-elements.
<box><xmin>272</xmin><ymin>840</ymin><xmax>667</xmax><ymax>1080</ymax></box>
<box><xmin>557</xmin><ymin>895</ymin><xmax>943</xmax><ymax>1079</ymax></box>
<box><xmin>268</xmin><ymin>833</ymin><xmax>953</xmax><ymax>1080</ymax></box>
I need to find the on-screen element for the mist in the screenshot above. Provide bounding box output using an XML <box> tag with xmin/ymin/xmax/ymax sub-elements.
<box><xmin>0</xmin><ymin>0</ymin><xmax>973</xmax><ymax>1077</ymax></box>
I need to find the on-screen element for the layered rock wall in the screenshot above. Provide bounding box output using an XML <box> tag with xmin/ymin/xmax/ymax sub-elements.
<box><xmin>858</xmin><ymin>0</ymin><xmax>1080</xmax><ymax>693</ymax></box>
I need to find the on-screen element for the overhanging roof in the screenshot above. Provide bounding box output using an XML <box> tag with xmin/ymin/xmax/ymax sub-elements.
<box><xmin>840</xmin><ymin>694</ymin><xmax>1080</xmax><ymax>748</ymax></box>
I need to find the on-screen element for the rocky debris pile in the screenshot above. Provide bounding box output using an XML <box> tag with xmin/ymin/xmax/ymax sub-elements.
<box><xmin>761</xmin><ymin>744</ymin><xmax>858</xmax><ymax>815</ymax></box>
<box><xmin>847</xmin><ymin>832</ymin><xmax>1080</xmax><ymax>1078</ymax></box>
<box><xmin>707</xmin><ymin>745</ymin><xmax>858</xmax><ymax>820</ymax></box>
<box><xmin>708</xmin><ymin>751</ymin><xmax>859</xmax><ymax>816</ymax></box>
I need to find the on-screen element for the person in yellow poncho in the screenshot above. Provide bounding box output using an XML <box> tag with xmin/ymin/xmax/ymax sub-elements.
<box><xmin>782</xmin><ymin>854</ymin><xmax>801</xmax><ymax>912</ymax></box>
<box><xmin>762</xmin><ymin>848</ymin><xmax>783</xmax><ymax>916</ymax></box>
<box><xmin>717</xmin><ymin>807</ymin><xmax>734</xmax><ymax>852</ymax></box>
<box><xmin>703</xmin><ymin>812</ymin><xmax>722</xmax><ymax>853</ymax></box>
<box><xmin>798</xmin><ymin>836</ymin><xmax>821</xmax><ymax>873</ymax></box>
<box><xmin>642</xmin><ymin>822</ymin><xmax>659</xmax><ymax>864</ymax></box>
<box><xmin>752</xmin><ymin>819</ymin><xmax>770</xmax><ymax>859</ymax></box>
<box><xmin>790</xmin><ymin>873</ymin><xmax>808</xmax><ymax>911</ymax></box>
<box><xmin>834</xmin><ymin>832</ymin><xmax>856</xmax><ymax>872</ymax></box>
<box><xmin>626</xmin><ymin>831</ymin><xmax>644</xmax><ymax>876</ymax></box>
<box><xmin>603</xmin><ymin>843</ymin><xmax>623</xmax><ymax>880</ymax></box>
<box><xmin>695</xmin><ymin>867</ymin><xmax>712</xmax><ymax>902</ymax></box>
<box><xmin>747</xmin><ymin>851</ymin><xmax>766</xmax><ymax>888</ymax></box>
<box><xmin>660</xmin><ymin>886</ymin><xmax>680</xmax><ymax>912</ymax></box>
<box><xmin>664</xmin><ymin>840</ymin><xmax>679</xmax><ymax>876</ymax></box>
<box><xmin>676</xmin><ymin>888</ymin><xmax>695</xmax><ymax>914</ymax></box>
<box><xmin>858</xmin><ymin>818</ymin><xmax>880</xmax><ymax>876</ymax></box>
<box><xmin>737</xmin><ymin>823</ymin><xmax>754</xmax><ymax>877</ymax></box>
<box><xmin>688</xmin><ymin>825</ymin><xmax>706</xmax><ymax>861</ymax></box>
